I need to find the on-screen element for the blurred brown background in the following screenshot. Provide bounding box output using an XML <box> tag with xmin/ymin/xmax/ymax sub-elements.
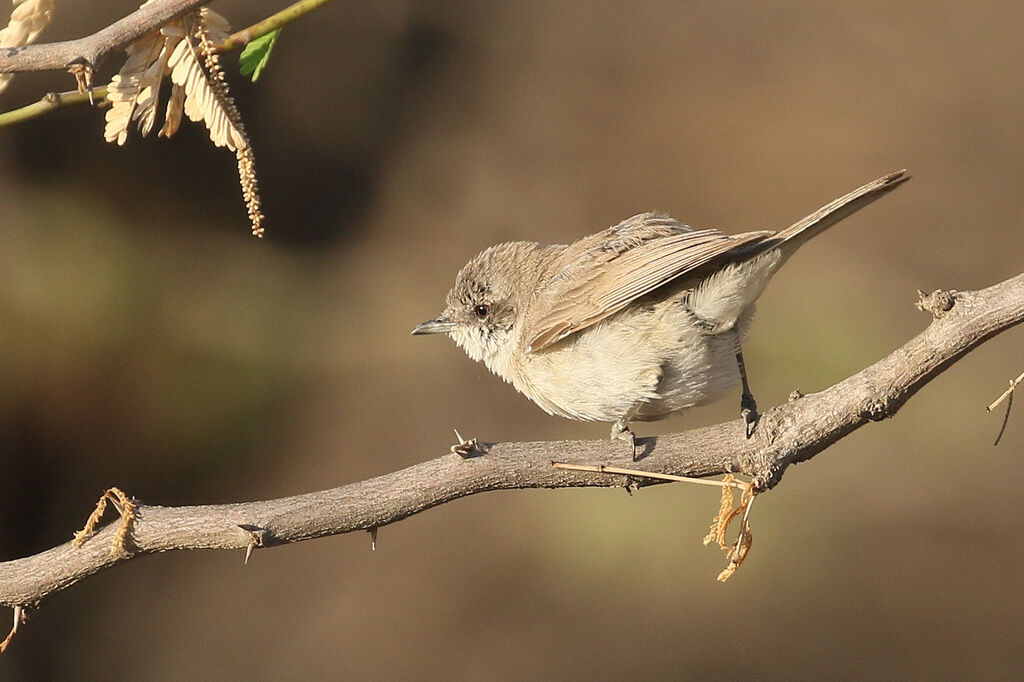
<box><xmin>2</xmin><ymin>0</ymin><xmax>1023</xmax><ymax>679</ymax></box>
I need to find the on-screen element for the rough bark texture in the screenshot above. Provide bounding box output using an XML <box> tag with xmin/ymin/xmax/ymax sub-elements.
<box><xmin>0</xmin><ymin>0</ymin><xmax>208</xmax><ymax>74</ymax></box>
<box><xmin>1</xmin><ymin>273</ymin><xmax>1021</xmax><ymax>610</ymax></box>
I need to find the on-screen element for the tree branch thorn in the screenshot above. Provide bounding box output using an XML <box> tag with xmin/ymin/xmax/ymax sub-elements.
<box><xmin>238</xmin><ymin>524</ymin><xmax>267</xmax><ymax>565</ymax></box>
<box><xmin>450</xmin><ymin>428</ymin><xmax>479</xmax><ymax>458</ymax></box>
<box><xmin>368</xmin><ymin>527</ymin><xmax>378</xmax><ymax>551</ymax></box>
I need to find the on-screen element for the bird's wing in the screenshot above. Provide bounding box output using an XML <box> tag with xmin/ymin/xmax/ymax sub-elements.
<box><xmin>525</xmin><ymin>213</ymin><xmax>773</xmax><ymax>351</ymax></box>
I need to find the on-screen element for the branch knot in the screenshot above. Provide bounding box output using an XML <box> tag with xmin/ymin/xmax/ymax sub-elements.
<box><xmin>916</xmin><ymin>288</ymin><xmax>957</xmax><ymax>318</ymax></box>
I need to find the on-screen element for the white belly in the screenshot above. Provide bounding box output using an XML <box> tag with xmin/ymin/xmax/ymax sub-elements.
<box><xmin>510</xmin><ymin>297</ymin><xmax>750</xmax><ymax>423</ymax></box>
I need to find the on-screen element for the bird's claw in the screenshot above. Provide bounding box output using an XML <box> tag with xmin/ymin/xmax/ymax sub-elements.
<box><xmin>611</xmin><ymin>423</ymin><xmax>638</xmax><ymax>460</ymax></box>
<box><xmin>740</xmin><ymin>393</ymin><xmax>759</xmax><ymax>438</ymax></box>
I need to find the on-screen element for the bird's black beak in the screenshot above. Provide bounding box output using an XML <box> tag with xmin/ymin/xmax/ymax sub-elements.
<box><xmin>411</xmin><ymin>317</ymin><xmax>456</xmax><ymax>335</ymax></box>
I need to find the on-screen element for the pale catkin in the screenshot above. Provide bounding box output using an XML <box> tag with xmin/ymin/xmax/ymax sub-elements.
<box><xmin>195</xmin><ymin>8</ymin><xmax>264</xmax><ymax>237</ymax></box>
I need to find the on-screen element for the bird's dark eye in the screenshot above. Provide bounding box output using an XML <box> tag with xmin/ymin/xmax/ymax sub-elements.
<box><xmin>473</xmin><ymin>304</ymin><xmax>489</xmax><ymax>318</ymax></box>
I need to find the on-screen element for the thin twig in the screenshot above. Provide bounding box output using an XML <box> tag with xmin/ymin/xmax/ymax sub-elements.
<box><xmin>216</xmin><ymin>0</ymin><xmax>333</xmax><ymax>52</ymax></box>
<box><xmin>0</xmin><ymin>606</ymin><xmax>24</xmax><ymax>654</ymax></box>
<box><xmin>987</xmin><ymin>369</ymin><xmax>1022</xmax><ymax>446</ymax></box>
<box><xmin>992</xmin><ymin>390</ymin><xmax>1014</xmax><ymax>447</ymax></box>
<box><xmin>554</xmin><ymin>462</ymin><xmax>757</xmax><ymax>579</ymax></box>
<box><xmin>0</xmin><ymin>87</ymin><xmax>106</xmax><ymax>127</ymax></box>
<box><xmin>551</xmin><ymin>462</ymin><xmax>747</xmax><ymax>489</ymax></box>
<box><xmin>986</xmin><ymin>370</ymin><xmax>1024</xmax><ymax>412</ymax></box>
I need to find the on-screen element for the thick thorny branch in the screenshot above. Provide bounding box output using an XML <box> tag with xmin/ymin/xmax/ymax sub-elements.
<box><xmin>1</xmin><ymin>273</ymin><xmax>1022</xmax><ymax>612</ymax></box>
<box><xmin>0</xmin><ymin>0</ymin><xmax>207</xmax><ymax>74</ymax></box>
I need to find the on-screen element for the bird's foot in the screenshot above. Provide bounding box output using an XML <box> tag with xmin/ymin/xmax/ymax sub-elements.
<box><xmin>610</xmin><ymin>422</ymin><xmax>638</xmax><ymax>460</ymax></box>
<box><xmin>740</xmin><ymin>392</ymin><xmax>759</xmax><ymax>438</ymax></box>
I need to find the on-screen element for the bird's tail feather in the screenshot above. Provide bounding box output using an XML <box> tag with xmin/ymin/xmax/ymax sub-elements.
<box><xmin>774</xmin><ymin>169</ymin><xmax>909</xmax><ymax>255</ymax></box>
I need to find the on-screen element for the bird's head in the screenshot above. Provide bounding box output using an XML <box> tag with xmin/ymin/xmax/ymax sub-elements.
<box><xmin>412</xmin><ymin>243</ymin><xmax>531</xmax><ymax>371</ymax></box>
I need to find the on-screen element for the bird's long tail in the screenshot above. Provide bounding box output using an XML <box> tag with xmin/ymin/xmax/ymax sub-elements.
<box><xmin>774</xmin><ymin>169</ymin><xmax>909</xmax><ymax>255</ymax></box>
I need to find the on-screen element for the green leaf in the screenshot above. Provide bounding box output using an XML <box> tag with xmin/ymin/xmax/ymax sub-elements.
<box><xmin>239</xmin><ymin>29</ymin><xmax>281</xmax><ymax>82</ymax></box>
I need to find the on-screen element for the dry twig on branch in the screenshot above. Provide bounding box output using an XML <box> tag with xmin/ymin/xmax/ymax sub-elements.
<box><xmin>1</xmin><ymin>273</ymin><xmax>1021</xmax><ymax>625</ymax></box>
<box><xmin>987</xmin><ymin>367</ymin><xmax>1023</xmax><ymax>446</ymax></box>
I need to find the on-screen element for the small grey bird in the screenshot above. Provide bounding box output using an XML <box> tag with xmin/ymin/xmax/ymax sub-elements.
<box><xmin>413</xmin><ymin>171</ymin><xmax>908</xmax><ymax>454</ymax></box>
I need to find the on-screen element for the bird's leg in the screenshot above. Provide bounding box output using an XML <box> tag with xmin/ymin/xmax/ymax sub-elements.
<box><xmin>610</xmin><ymin>418</ymin><xmax>638</xmax><ymax>461</ymax></box>
<box><xmin>734</xmin><ymin>341</ymin><xmax>759</xmax><ymax>438</ymax></box>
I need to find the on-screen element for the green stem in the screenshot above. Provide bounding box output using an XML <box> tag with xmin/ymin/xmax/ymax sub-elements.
<box><xmin>217</xmin><ymin>0</ymin><xmax>332</xmax><ymax>52</ymax></box>
<box><xmin>0</xmin><ymin>87</ymin><xmax>108</xmax><ymax>127</ymax></box>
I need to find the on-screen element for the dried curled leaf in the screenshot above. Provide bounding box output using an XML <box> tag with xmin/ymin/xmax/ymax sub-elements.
<box><xmin>159</xmin><ymin>80</ymin><xmax>185</xmax><ymax>138</ymax></box>
<box><xmin>104</xmin><ymin>29</ymin><xmax>180</xmax><ymax>145</ymax></box>
<box><xmin>104</xmin><ymin>8</ymin><xmax>232</xmax><ymax>147</ymax></box>
<box><xmin>100</xmin><ymin>7</ymin><xmax>264</xmax><ymax>237</ymax></box>
<box><xmin>72</xmin><ymin>487</ymin><xmax>137</xmax><ymax>558</ymax></box>
<box><xmin>0</xmin><ymin>0</ymin><xmax>56</xmax><ymax>96</ymax></box>
<box><xmin>702</xmin><ymin>474</ymin><xmax>756</xmax><ymax>581</ymax></box>
<box><xmin>703</xmin><ymin>475</ymin><xmax>737</xmax><ymax>550</ymax></box>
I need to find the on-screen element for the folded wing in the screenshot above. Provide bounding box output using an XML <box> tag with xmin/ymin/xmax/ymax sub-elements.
<box><xmin>525</xmin><ymin>213</ymin><xmax>773</xmax><ymax>351</ymax></box>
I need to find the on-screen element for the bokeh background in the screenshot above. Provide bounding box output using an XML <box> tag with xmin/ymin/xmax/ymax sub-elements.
<box><xmin>2</xmin><ymin>1</ymin><xmax>1023</xmax><ymax>679</ymax></box>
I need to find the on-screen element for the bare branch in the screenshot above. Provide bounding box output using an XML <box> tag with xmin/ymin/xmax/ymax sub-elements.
<box><xmin>1</xmin><ymin>273</ymin><xmax>1022</xmax><ymax>612</ymax></box>
<box><xmin>0</xmin><ymin>0</ymin><xmax>208</xmax><ymax>74</ymax></box>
